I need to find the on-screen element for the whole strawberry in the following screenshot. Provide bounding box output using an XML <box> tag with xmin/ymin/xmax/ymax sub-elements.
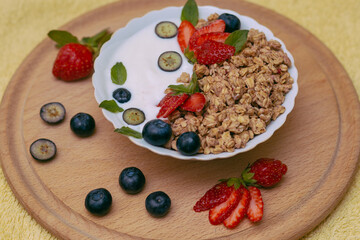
<box><xmin>52</xmin><ymin>43</ymin><xmax>93</xmax><ymax>81</ymax></box>
<box><xmin>48</xmin><ymin>29</ymin><xmax>112</xmax><ymax>81</ymax></box>
<box><xmin>246</xmin><ymin>158</ymin><xmax>288</xmax><ymax>188</ymax></box>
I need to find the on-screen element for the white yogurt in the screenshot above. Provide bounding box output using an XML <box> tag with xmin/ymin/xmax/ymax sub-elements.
<box><xmin>103</xmin><ymin>19</ymin><xmax>193</xmax><ymax>132</ymax></box>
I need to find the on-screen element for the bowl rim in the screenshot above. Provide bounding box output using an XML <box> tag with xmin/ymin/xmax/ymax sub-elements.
<box><xmin>92</xmin><ymin>5</ymin><xmax>299</xmax><ymax>161</ymax></box>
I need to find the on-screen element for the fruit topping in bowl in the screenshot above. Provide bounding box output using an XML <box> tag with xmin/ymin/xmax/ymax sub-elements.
<box><xmin>29</xmin><ymin>138</ymin><xmax>57</xmax><ymax>161</ymax></box>
<box><xmin>40</xmin><ymin>102</ymin><xmax>66</xmax><ymax>124</ymax></box>
<box><xmin>123</xmin><ymin>108</ymin><xmax>145</xmax><ymax>125</ymax></box>
<box><xmin>176</xmin><ymin>131</ymin><xmax>201</xmax><ymax>156</ymax></box>
<box><xmin>113</xmin><ymin>88</ymin><xmax>131</xmax><ymax>103</ymax></box>
<box><xmin>158</xmin><ymin>51</ymin><xmax>183</xmax><ymax>72</ymax></box>
<box><xmin>142</xmin><ymin>119</ymin><xmax>172</xmax><ymax>146</ymax></box>
<box><xmin>155</xmin><ymin>21</ymin><xmax>178</xmax><ymax>38</ymax></box>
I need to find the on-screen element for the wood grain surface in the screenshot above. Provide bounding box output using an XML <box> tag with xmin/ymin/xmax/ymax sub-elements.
<box><xmin>0</xmin><ymin>0</ymin><xmax>359</xmax><ymax>239</ymax></box>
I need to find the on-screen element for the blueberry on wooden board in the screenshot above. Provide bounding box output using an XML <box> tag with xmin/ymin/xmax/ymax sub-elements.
<box><xmin>40</xmin><ymin>102</ymin><xmax>66</xmax><ymax>124</ymax></box>
<box><xmin>85</xmin><ymin>188</ymin><xmax>112</xmax><ymax>215</ymax></box>
<box><xmin>119</xmin><ymin>167</ymin><xmax>146</xmax><ymax>194</ymax></box>
<box><xmin>30</xmin><ymin>138</ymin><xmax>57</xmax><ymax>161</ymax></box>
<box><xmin>145</xmin><ymin>191</ymin><xmax>171</xmax><ymax>217</ymax></box>
<box><xmin>70</xmin><ymin>113</ymin><xmax>95</xmax><ymax>137</ymax></box>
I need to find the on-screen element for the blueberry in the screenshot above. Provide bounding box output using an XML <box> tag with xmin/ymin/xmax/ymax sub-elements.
<box><xmin>119</xmin><ymin>167</ymin><xmax>146</xmax><ymax>194</ymax></box>
<box><xmin>70</xmin><ymin>113</ymin><xmax>95</xmax><ymax>137</ymax></box>
<box><xmin>40</xmin><ymin>102</ymin><xmax>66</xmax><ymax>124</ymax></box>
<box><xmin>113</xmin><ymin>88</ymin><xmax>131</xmax><ymax>103</ymax></box>
<box><xmin>176</xmin><ymin>131</ymin><xmax>200</xmax><ymax>156</ymax></box>
<box><xmin>145</xmin><ymin>191</ymin><xmax>171</xmax><ymax>217</ymax></box>
<box><xmin>29</xmin><ymin>138</ymin><xmax>57</xmax><ymax>161</ymax></box>
<box><xmin>142</xmin><ymin>119</ymin><xmax>172</xmax><ymax>146</ymax></box>
<box><xmin>219</xmin><ymin>13</ymin><xmax>241</xmax><ymax>33</ymax></box>
<box><xmin>85</xmin><ymin>188</ymin><xmax>112</xmax><ymax>215</ymax></box>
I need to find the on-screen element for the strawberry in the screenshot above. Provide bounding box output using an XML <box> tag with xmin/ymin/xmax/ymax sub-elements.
<box><xmin>193</xmin><ymin>182</ymin><xmax>233</xmax><ymax>212</ymax></box>
<box><xmin>192</xmin><ymin>32</ymin><xmax>230</xmax><ymax>49</ymax></box>
<box><xmin>52</xmin><ymin>43</ymin><xmax>93</xmax><ymax>81</ymax></box>
<box><xmin>156</xmin><ymin>92</ymin><xmax>174</xmax><ymax>107</ymax></box>
<box><xmin>177</xmin><ymin>20</ymin><xmax>196</xmax><ymax>52</ymax></box>
<box><xmin>189</xmin><ymin>19</ymin><xmax>226</xmax><ymax>50</ymax></box>
<box><xmin>223</xmin><ymin>186</ymin><xmax>250</xmax><ymax>229</ymax></box>
<box><xmin>246</xmin><ymin>186</ymin><xmax>263</xmax><ymax>223</ymax></box>
<box><xmin>48</xmin><ymin>29</ymin><xmax>111</xmax><ymax>81</ymax></box>
<box><xmin>180</xmin><ymin>92</ymin><xmax>206</xmax><ymax>112</ymax></box>
<box><xmin>194</xmin><ymin>40</ymin><xmax>235</xmax><ymax>65</ymax></box>
<box><xmin>209</xmin><ymin>186</ymin><xmax>241</xmax><ymax>225</ymax></box>
<box><xmin>248</xmin><ymin>158</ymin><xmax>288</xmax><ymax>187</ymax></box>
<box><xmin>156</xmin><ymin>93</ymin><xmax>189</xmax><ymax>118</ymax></box>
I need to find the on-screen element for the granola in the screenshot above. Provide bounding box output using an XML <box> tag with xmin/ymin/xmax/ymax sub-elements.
<box><xmin>166</xmin><ymin>27</ymin><xmax>293</xmax><ymax>155</ymax></box>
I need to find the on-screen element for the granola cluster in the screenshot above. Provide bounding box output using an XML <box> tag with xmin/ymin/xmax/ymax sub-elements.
<box><xmin>165</xmin><ymin>24</ymin><xmax>293</xmax><ymax>155</ymax></box>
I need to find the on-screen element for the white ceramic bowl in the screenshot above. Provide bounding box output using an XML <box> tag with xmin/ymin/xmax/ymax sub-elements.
<box><xmin>93</xmin><ymin>6</ymin><xmax>298</xmax><ymax>160</ymax></box>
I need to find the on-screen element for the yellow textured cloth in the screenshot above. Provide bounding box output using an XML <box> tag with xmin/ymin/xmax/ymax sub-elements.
<box><xmin>0</xmin><ymin>0</ymin><xmax>359</xmax><ymax>239</ymax></box>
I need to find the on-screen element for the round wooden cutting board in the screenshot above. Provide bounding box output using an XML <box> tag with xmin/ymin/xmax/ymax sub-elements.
<box><xmin>0</xmin><ymin>0</ymin><xmax>359</xmax><ymax>239</ymax></box>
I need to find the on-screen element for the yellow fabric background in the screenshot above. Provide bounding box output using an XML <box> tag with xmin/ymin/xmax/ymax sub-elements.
<box><xmin>0</xmin><ymin>0</ymin><xmax>359</xmax><ymax>239</ymax></box>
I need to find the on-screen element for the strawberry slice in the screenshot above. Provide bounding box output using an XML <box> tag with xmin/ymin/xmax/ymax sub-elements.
<box><xmin>156</xmin><ymin>93</ymin><xmax>189</xmax><ymax>118</ymax></box>
<box><xmin>180</xmin><ymin>92</ymin><xmax>206</xmax><ymax>112</ymax></box>
<box><xmin>247</xmin><ymin>186</ymin><xmax>264</xmax><ymax>222</ymax></box>
<box><xmin>194</xmin><ymin>40</ymin><xmax>235</xmax><ymax>65</ymax></box>
<box><xmin>177</xmin><ymin>20</ymin><xmax>196</xmax><ymax>53</ymax></box>
<box><xmin>193</xmin><ymin>32</ymin><xmax>230</xmax><ymax>48</ymax></box>
<box><xmin>189</xmin><ymin>19</ymin><xmax>226</xmax><ymax>50</ymax></box>
<box><xmin>156</xmin><ymin>92</ymin><xmax>173</xmax><ymax>107</ymax></box>
<box><xmin>223</xmin><ymin>187</ymin><xmax>250</xmax><ymax>229</ymax></box>
<box><xmin>193</xmin><ymin>182</ymin><xmax>233</xmax><ymax>212</ymax></box>
<box><xmin>209</xmin><ymin>186</ymin><xmax>241</xmax><ymax>225</ymax></box>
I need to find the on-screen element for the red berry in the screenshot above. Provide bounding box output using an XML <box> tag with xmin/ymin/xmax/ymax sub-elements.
<box><xmin>209</xmin><ymin>186</ymin><xmax>241</xmax><ymax>225</ymax></box>
<box><xmin>193</xmin><ymin>182</ymin><xmax>233</xmax><ymax>212</ymax></box>
<box><xmin>52</xmin><ymin>43</ymin><xmax>93</xmax><ymax>81</ymax></box>
<box><xmin>180</xmin><ymin>92</ymin><xmax>206</xmax><ymax>112</ymax></box>
<box><xmin>223</xmin><ymin>186</ymin><xmax>250</xmax><ymax>229</ymax></box>
<box><xmin>189</xmin><ymin>19</ymin><xmax>226</xmax><ymax>50</ymax></box>
<box><xmin>177</xmin><ymin>20</ymin><xmax>196</xmax><ymax>53</ymax></box>
<box><xmin>246</xmin><ymin>186</ymin><xmax>263</xmax><ymax>222</ymax></box>
<box><xmin>156</xmin><ymin>93</ymin><xmax>189</xmax><ymax>118</ymax></box>
<box><xmin>192</xmin><ymin>32</ymin><xmax>230</xmax><ymax>49</ymax></box>
<box><xmin>249</xmin><ymin>158</ymin><xmax>288</xmax><ymax>187</ymax></box>
<box><xmin>194</xmin><ymin>40</ymin><xmax>235</xmax><ymax>65</ymax></box>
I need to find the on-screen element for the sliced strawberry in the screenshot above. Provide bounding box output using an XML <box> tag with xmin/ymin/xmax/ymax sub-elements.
<box><xmin>247</xmin><ymin>186</ymin><xmax>264</xmax><ymax>223</ymax></box>
<box><xmin>156</xmin><ymin>92</ymin><xmax>173</xmax><ymax>107</ymax></box>
<box><xmin>223</xmin><ymin>187</ymin><xmax>250</xmax><ymax>229</ymax></box>
<box><xmin>180</xmin><ymin>92</ymin><xmax>206</xmax><ymax>112</ymax></box>
<box><xmin>209</xmin><ymin>186</ymin><xmax>241</xmax><ymax>225</ymax></box>
<box><xmin>177</xmin><ymin>20</ymin><xmax>196</xmax><ymax>53</ymax></box>
<box><xmin>189</xmin><ymin>19</ymin><xmax>226</xmax><ymax>50</ymax></box>
<box><xmin>193</xmin><ymin>32</ymin><xmax>230</xmax><ymax>48</ymax></box>
<box><xmin>194</xmin><ymin>40</ymin><xmax>235</xmax><ymax>65</ymax></box>
<box><xmin>193</xmin><ymin>182</ymin><xmax>233</xmax><ymax>212</ymax></box>
<box><xmin>248</xmin><ymin>158</ymin><xmax>288</xmax><ymax>187</ymax></box>
<box><xmin>156</xmin><ymin>93</ymin><xmax>189</xmax><ymax>118</ymax></box>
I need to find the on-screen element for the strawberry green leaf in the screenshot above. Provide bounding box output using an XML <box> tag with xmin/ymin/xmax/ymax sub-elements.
<box><xmin>225</xmin><ymin>30</ymin><xmax>249</xmax><ymax>54</ymax></box>
<box><xmin>114</xmin><ymin>126</ymin><xmax>142</xmax><ymax>139</ymax></box>
<box><xmin>181</xmin><ymin>0</ymin><xmax>199</xmax><ymax>26</ymax></box>
<box><xmin>48</xmin><ymin>30</ymin><xmax>79</xmax><ymax>48</ymax></box>
<box><xmin>227</xmin><ymin>177</ymin><xmax>242</xmax><ymax>189</ymax></box>
<box><xmin>184</xmin><ymin>47</ymin><xmax>197</xmax><ymax>64</ymax></box>
<box><xmin>111</xmin><ymin>62</ymin><xmax>127</xmax><ymax>85</ymax></box>
<box><xmin>99</xmin><ymin>100</ymin><xmax>124</xmax><ymax>113</ymax></box>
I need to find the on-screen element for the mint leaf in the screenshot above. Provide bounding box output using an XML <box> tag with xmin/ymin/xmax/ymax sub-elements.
<box><xmin>181</xmin><ymin>0</ymin><xmax>199</xmax><ymax>26</ymax></box>
<box><xmin>114</xmin><ymin>126</ymin><xmax>142</xmax><ymax>139</ymax></box>
<box><xmin>184</xmin><ymin>47</ymin><xmax>197</xmax><ymax>64</ymax></box>
<box><xmin>111</xmin><ymin>62</ymin><xmax>127</xmax><ymax>85</ymax></box>
<box><xmin>48</xmin><ymin>30</ymin><xmax>79</xmax><ymax>47</ymax></box>
<box><xmin>99</xmin><ymin>100</ymin><xmax>124</xmax><ymax>113</ymax></box>
<box><xmin>168</xmin><ymin>72</ymin><xmax>199</xmax><ymax>95</ymax></box>
<box><xmin>225</xmin><ymin>30</ymin><xmax>249</xmax><ymax>54</ymax></box>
